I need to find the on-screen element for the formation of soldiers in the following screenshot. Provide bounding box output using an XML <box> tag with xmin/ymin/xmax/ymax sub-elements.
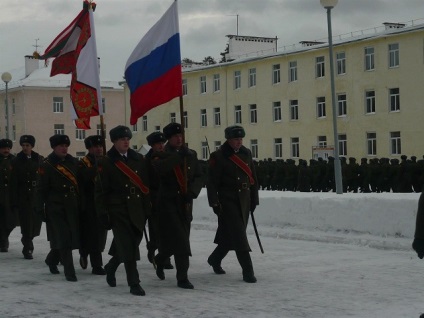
<box><xmin>255</xmin><ymin>156</ymin><xmax>424</xmax><ymax>193</ymax></box>
<box><xmin>0</xmin><ymin>123</ymin><xmax>259</xmax><ymax>296</ymax></box>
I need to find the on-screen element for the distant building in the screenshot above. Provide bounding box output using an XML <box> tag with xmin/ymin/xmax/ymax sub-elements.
<box><xmin>122</xmin><ymin>20</ymin><xmax>424</xmax><ymax>161</ymax></box>
<box><xmin>0</xmin><ymin>56</ymin><xmax>125</xmax><ymax>157</ymax></box>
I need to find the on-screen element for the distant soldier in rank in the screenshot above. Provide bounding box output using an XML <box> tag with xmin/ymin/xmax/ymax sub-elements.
<box><xmin>95</xmin><ymin>126</ymin><xmax>150</xmax><ymax>296</ymax></box>
<box><xmin>78</xmin><ymin>135</ymin><xmax>107</xmax><ymax>275</ymax></box>
<box><xmin>37</xmin><ymin>135</ymin><xmax>80</xmax><ymax>282</ymax></box>
<box><xmin>0</xmin><ymin>139</ymin><xmax>17</xmax><ymax>252</ymax></box>
<box><xmin>10</xmin><ymin>135</ymin><xmax>43</xmax><ymax>259</ymax></box>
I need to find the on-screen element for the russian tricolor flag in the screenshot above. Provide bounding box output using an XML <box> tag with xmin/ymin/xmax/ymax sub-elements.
<box><xmin>125</xmin><ymin>1</ymin><xmax>182</xmax><ymax>125</ymax></box>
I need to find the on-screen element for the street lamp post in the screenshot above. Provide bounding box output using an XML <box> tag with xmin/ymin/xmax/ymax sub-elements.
<box><xmin>1</xmin><ymin>72</ymin><xmax>12</xmax><ymax>140</ymax></box>
<box><xmin>320</xmin><ymin>0</ymin><xmax>343</xmax><ymax>194</ymax></box>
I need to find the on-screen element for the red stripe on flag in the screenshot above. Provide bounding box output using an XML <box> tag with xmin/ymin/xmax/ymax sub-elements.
<box><xmin>129</xmin><ymin>65</ymin><xmax>182</xmax><ymax>125</ymax></box>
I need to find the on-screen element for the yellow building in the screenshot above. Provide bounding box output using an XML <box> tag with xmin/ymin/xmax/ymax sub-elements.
<box><xmin>124</xmin><ymin>21</ymin><xmax>424</xmax><ymax>161</ymax></box>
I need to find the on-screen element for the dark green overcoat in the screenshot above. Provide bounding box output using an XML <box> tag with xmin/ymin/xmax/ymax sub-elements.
<box><xmin>0</xmin><ymin>153</ymin><xmax>17</xmax><ymax>232</ymax></box>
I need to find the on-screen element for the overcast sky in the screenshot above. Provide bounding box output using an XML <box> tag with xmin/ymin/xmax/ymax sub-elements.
<box><xmin>1</xmin><ymin>0</ymin><xmax>423</xmax><ymax>81</ymax></box>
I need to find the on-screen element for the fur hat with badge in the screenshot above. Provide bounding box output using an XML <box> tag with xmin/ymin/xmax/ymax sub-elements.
<box><xmin>163</xmin><ymin>123</ymin><xmax>183</xmax><ymax>139</ymax></box>
<box><xmin>146</xmin><ymin>131</ymin><xmax>167</xmax><ymax>146</ymax></box>
<box><xmin>20</xmin><ymin>135</ymin><xmax>35</xmax><ymax>147</ymax></box>
<box><xmin>224</xmin><ymin>125</ymin><xmax>245</xmax><ymax>139</ymax></box>
<box><xmin>84</xmin><ymin>135</ymin><xmax>104</xmax><ymax>149</ymax></box>
<box><xmin>49</xmin><ymin>135</ymin><xmax>70</xmax><ymax>148</ymax></box>
<box><xmin>0</xmin><ymin>138</ymin><xmax>13</xmax><ymax>149</ymax></box>
<box><xmin>109</xmin><ymin>125</ymin><xmax>132</xmax><ymax>142</ymax></box>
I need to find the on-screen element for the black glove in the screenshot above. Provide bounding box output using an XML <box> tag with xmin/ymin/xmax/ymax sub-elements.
<box><xmin>99</xmin><ymin>213</ymin><xmax>111</xmax><ymax>230</ymax></box>
<box><xmin>413</xmin><ymin>238</ymin><xmax>424</xmax><ymax>259</ymax></box>
<box><xmin>212</xmin><ymin>204</ymin><xmax>222</xmax><ymax>216</ymax></box>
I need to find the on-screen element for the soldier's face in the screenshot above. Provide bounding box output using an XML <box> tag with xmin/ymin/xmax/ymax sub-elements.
<box><xmin>0</xmin><ymin>147</ymin><xmax>10</xmax><ymax>156</ymax></box>
<box><xmin>168</xmin><ymin>134</ymin><xmax>183</xmax><ymax>149</ymax></box>
<box><xmin>114</xmin><ymin>137</ymin><xmax>130</xmax><ymax>154</ymax></box>
<box><xmin>151</xmin><ymin>142</ymin><xmax>165</xmax><ymax>152</ymax></box>
<box><xmin>89</xmin><ymin>144</ymin><xmax>104</xmax><ymax>158</ymax></box>
<box><xmin>53</xmin><ymin>144</ymin><xmax>69</xmax><ymax>158</ymax></box>
<box><xmin>228</xmin><ymin>138</ymin><xmax>243</xmax><ymax>151</ymax></box>
<box><xmin>21</xmin><ymin>142</ymin><xmax>33</xmax><ymax>156</ymax></box>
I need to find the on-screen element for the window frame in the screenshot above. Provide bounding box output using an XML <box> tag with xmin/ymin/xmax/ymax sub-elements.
<box><xmin>316</xmin><ymin>56</ymin><xmax>325</xmax><ymax>78</ymax></box>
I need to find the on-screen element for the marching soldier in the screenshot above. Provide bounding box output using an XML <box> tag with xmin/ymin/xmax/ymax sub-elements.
<box><xmin>10</xmin><ymin>135</ymin><xmax>43</xmax><ymax>259</ymax></box>
<box><xmin>206</xmin><ymin>125</ymin><xmax>259</xmax><ymax>283</ymax></box>
<box><xmin>151</xmin><ymin>123</ymin><xmax>204</xmax><ymax>289</ymax></box>
<box><xmin>145</xmin><ymin>131</ymin><xmax>173</xmax><ymax>269</ymax></box>
<box><xmin>95</xmin><ymin>126</ymin><xmax>150</xmax><ymax>296</ymax></box>
<box><xmin>37</xmin><ymin>135</ymin><xmax>80</xmax><ymax>281</ymax></box>
<box><xmin>0</xmin><ymin>139</ymin><xmax>17</xmax><ymax>252</ymax></box>
<box><xmin>78</xmin><ymin>135</ymin><xmax>107</xmax><ymax>275</ymax></box>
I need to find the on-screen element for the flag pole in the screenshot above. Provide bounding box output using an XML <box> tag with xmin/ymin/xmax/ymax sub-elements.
<box><xmin>179</xmin><ymin>95</ymin><xmax>188</xmax><ymax>198</ymax></box>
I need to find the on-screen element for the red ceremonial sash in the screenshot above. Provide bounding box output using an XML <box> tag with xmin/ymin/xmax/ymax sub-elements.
<box><xmin>115</xmin><ymin>160</ymin><xmax>149</xmax><ymax>194</ymax></box>
<box><xmin>52</xmin><ymin>163</ymin><xmax>79</xmax><ymax>192</ymax></box>
<box><xmin>173</xmin><ymin>165</ymin><xmax>187</xmax><ymax>194</ymax></box>
<box><xmin>229</xmin><ymin>154</ymin><xmax>255</xmax><ymax>185</ymax></box>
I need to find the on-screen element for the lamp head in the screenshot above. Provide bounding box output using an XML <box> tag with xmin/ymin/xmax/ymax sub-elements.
<box><xmin>1</xmin><ymin>72</ymin><xmax>12</xmax><ymax>84</ymax></box>
<box><xmin>320</xmin><ymin>0</ymin><xmax>338</xmax><ymax>9</ymax></box>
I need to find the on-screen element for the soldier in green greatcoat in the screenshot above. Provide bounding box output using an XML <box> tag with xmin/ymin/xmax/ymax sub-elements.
<box><xmin>0</xmin><ymin>139</ymin><xmax>16</xmax><ymax>252</ymax></box>
<box><xmin>10</xmin><ymin>135</ymin><xmax>43</xmax><ymax>259</ymax></box>
<box><xmin>95</xmin><ymin>126</ymin><xmax>150</xmax><ymax>296</ymax></box>
<box><xmin>37</xmin><ymin>135</ymin><xmax>80</xmax><ymax>282</ymax></box>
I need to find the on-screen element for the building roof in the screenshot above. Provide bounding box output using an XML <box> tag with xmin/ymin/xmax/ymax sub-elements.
<box><xmin>0</xmin><ymin>62</ymin><xmax>122</xmax><ymax>91</ymax></box>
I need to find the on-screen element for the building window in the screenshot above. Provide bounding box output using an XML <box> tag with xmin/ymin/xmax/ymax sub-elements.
<box><xmin>365</xmin><ymin>90</ymin><xmax>376</xmax><ymax>114</ymax></box>
<box><xmin>273</xmin><ymin>101</ymin><xmax>282</xmax><ymax>122</ymax></box>
<box><xmin>291</xmin><ymin>137</ymin><xmax>299</xmax><ymax>158</ymax></box>
<box><xmin>234</xmin><ymin>71</ymin><xmax>241</xmax><ymax>89</ymax></box>
<box><xmin>249</xmin><ymin>104</ymin><xmax>257</xmax><ymax>124</ymax></box>
<box><xmin>102</xmin><ymin>98</ymin><xmax>106</xmax><ymax>113</ymax></box>
<box><xmin>234</xmin><ymin>105</ymin><xmax>242</xmax><ymax>124</ymax></box>
<box><xmin>336</xmin><ymin>52</ymin><xmax>346</xmax><ymax>75</ymax></box>
<box><xmin>200</xmin><ymin>109</ymin><xmax>207</xmax><ymax>127</ymax></box>
<box><xmin>367</xmin><ymin>132</ymin><xmax>377</xmax><ymax>156</ymax></box>
<box><xmin>76</xmin><ymin>128</ymin><xmax>86</xmax><ymax>140</ymax></box>
<box><xmin>272</xmin><ymin>64</ymin><xmax>280</xmax><ymax>84</ymax></box>
<box><xmin>338</xmin><ymin>134</ymin><xmax>347</xmax><ymax>156</ymax></box>
<box><xmin>289</xmin><ymin>61</ymin><xmax>297</xmax><ymax>82</ymax></box>
<box><xmin>248</xmin><ymin>68</ymin><xmax>256</xmax><ymax>87</ymax></box>
<box><xmin>214</xmin><ymin>141</ymin><xmax>221</xmax><ymax>151</ymax></box>
<box><xmin>316</xmin><ymin>97</ymin><xmax>326</xmax><ymax>118</ymax></box>
<box><xmin>316</xmin><ymin>56</ymin><xmax>325</xmax><ymax>78</ymax></box>
<box><xmin>183</xmin><ymin>111</ymin><xmax>188</xmax><ymax>128</ymax></box>
<box><xmin>274</xmin><ymin>138</ymin><xmax>283</xmax><ymax>159</ymax></box>
<box><xmin>12</xmin><ymin>98</ymin><xmax>16</xmax><ymax>115</ymax></box>
<box><xmin>53</xmin><ymin>97</ymin><xmax>64</xmax><ymax>113</ymax></box>
<box><xmin>132</xmin><ymin>123</ymin><xmax>138</xmax><ymax>132</ymax></box>
<box><xmin>132</xmin><ymin>145</ymin><xmax>138</xmax><ymax>150</ymax></box>
<box><xmin>365</xmin><ymin>47</ymin><xmax>375</xmax><ymax>71</ymax></box>
<box><xmin>12</xmin><ymin>125</ymin><xmax>16</xmax><ymax>141</ymax></box>
<box><xmin>142</xmin><ymin>116</ymin><xmax>148</xmax><ymax>132</ymax></box>
<box><xmin>290</xmin><ymin>100</ymin><xmax>299</xmax><ymax>120</ymax></box>
<box><xmin>213</xmin><ymin>107</ymin><xmax>221</xmax><ymax>126</ymax></box>
<box><xmin>389</xmin><ymin>88</ymin><xmax>400</xmax><ymax>112</ymax></box>
<box><xmin>251</xmin><ymin>139</ymin><xmax>258</xmax><ymax>159</ymax></box>
<box><xmin>96</xmin><ymin>124</ymin><xmax>106</xmax><ymax>136</ymax></box>
<box><xmin>390</xmin><ymin>131</ymin><xmax>401</xmax><ymax>155</ymax></box>
<box><xmin>170</xmin><ymin>112</ymin><xmax>176</xmax><ymax>123</ymax></box>
<box><xmin>318</xmin><ymin>135</ymin><xmax>327</xmax><ymax>147</ymax></box>
<box><xmin>200</xmin><ymin>76</ymin><xmax>206</xmax><ymax>94</ymax></box>
<box><xmin>182</xmin><ymin>78</ymin><xmax>188</xmax><ymax>96</ymax></box>
<box><xmin>389</xmin><ymin>43</ymin><xmax>399</xmax><ymax>68</ymax></box>
<box><xmin>76</xmin><ymin>151</ymin><xmax>85</xmax><ymax>160</ymax></box>
<box><xmin>155</xmin><ymin>125</ymin><xmax>161</xmax><ymax>132</ymax></box>
<box><xmin>54</xmin><ymin>124</ymin><xmax>65</xmax><ymax>135</ymax></box>
<box><xmin>213</xmin><ymin>74</ymin><xmax>220</xmax><ymax>92</ymax></box>
<box><xmin>337</xmin><ymin>94</ymin><xmax>347</xmax><ymax>116</ymax></box>
<box><xmin>201</xmin><ymin>141</ymin><xmax>208</xmax><ymax>160</ymax></box>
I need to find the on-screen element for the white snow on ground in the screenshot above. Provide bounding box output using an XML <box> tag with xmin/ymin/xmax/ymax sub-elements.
<box><xmin>1</xmin><ymin>190</ymin><xmax>423</xmax><ymax>318</ymax></box>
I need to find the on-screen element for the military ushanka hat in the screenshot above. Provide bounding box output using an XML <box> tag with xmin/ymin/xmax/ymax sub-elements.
<box><xmin>49</xmin><ymin>135</ymin><xmax>70</xmax><ymax>148</ymax></box>
<box><xmin>163</xmin><ymin>123</ymin><xmax>183</xmax><ymax>139</ymax></box>
<box><xmin>20</xmin><ymin>135</ymin><xmax>35</xmax><ymax>147</ymax></box>
<box><xmin>109</xmin><ymin>125</ymin><xmax>132</xmax><ymax>142</ymax></box>
<box><xmin>0</xmin><ymin>138</ymin><xmax>13</xmax><ymax>149</ymax></box>
<box><xmin>146</xmin><ymin>131</ymin><xmax>167</xmax><ymax>146</ymax></box>
<box><xmin>224</xmin><ymin>125</ymin><xmax>246</xmax><ymax>139</ymax></box>
<box><xmin>84</xmin><ymin>135</ymin><xmax>104</xmax><ymax>149</ymax></box>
